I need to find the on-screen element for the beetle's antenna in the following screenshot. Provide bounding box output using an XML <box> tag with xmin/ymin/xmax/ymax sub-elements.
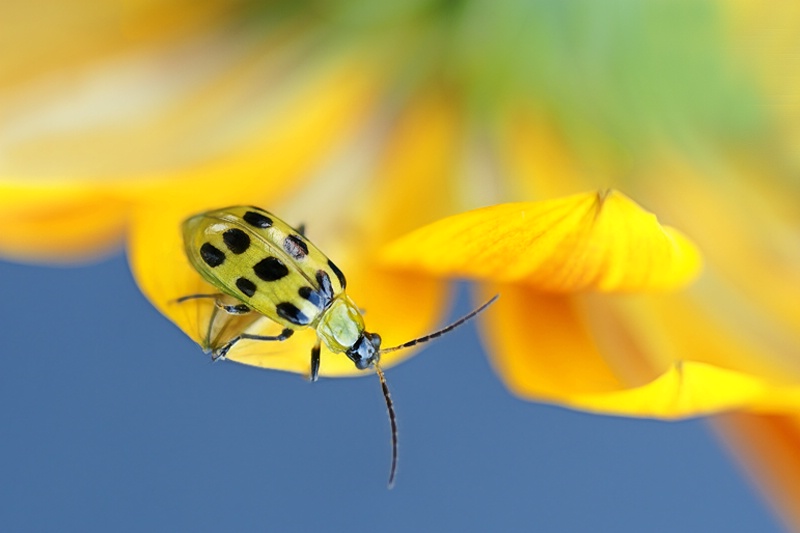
<box><xmin>379</xmin><ymin>295</ymin><xmax>499</xmax><ymax>355</ymax></box>
<box><xmin>375</xmin><ymin>363</ymin><xmax>398</xmax><ymax>489</ymax></box>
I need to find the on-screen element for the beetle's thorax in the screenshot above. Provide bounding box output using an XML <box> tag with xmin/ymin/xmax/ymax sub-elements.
<box><xmin>316</xmin><ymin>296</ymin><xmax>366</xmax><ymax>354</ymax></box>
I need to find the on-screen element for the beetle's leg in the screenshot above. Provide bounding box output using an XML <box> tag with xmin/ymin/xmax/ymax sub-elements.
<box><xmin>296</xmin><ymin>223</ymin><xmax>306</xmax><ymax>236</ymax></box>
<box><xmin>215</xmin><ymin>301</ymin><xmax>251</xmax><ymax>315</ymax></box>
<box><xmin>203</xmin><ymin>304</ymin><xmax>221</xmax><ymax>351</ymax></box>
<box><xmin>174</xmin><ymin>293</ymin><xmax>218</xmax><ymax>303</ymax></box>
<box><xmin>309</xmin><ymin>340</ymin><xmax>321</xmax><ymax>382</ymax></box>
<box><xmin>176</xmin><ymin>293</ymin><xmax>261</xmax><ymax>356</ymax></box>
<box><xmin>175</xmin><ymin>293</ymin><xmax>251</xmax><ymax>315</ymax></box>
<box><xmin>175</xmin><ymin>294</ymin><xmax>223</xmax><ymax>349</ymax></box>
<box><xmin>213</xmin><ymin>328</ymin><xmax>295</xmax><ymax>361</ymax></box>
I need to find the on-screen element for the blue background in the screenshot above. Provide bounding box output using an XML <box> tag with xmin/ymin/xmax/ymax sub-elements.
<box><xmin>0</xmin><ymin>253</ymin><xmax>782</xmax><ymax>532</ymax></box>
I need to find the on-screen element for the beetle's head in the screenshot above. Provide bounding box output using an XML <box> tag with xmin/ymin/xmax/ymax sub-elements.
<box><xmin>346</xmin><ymin>331</ymin><xmax>382</xmax><ymax>370</ymax></box>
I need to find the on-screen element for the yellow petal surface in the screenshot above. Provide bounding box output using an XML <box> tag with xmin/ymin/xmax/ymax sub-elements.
<box><xmin>0</xmin><ymin>0</ymin><xmax>226</xmax><ymax>88</ymax></box>
<box><xmin>381</xmin><ymin>190</ymin><xmax>702</xmax><ymax>292</ymax></box>
<box><xmin>481</xmin><ymin>283</ymin><xmax>800</xmax><ymax>418</ymax></box>
<box><xmin>587</xmin><ymin>362</ymin><xmax>800</xmax><ymax>419</ymax></box>
<box><xmin>352</xmin><ymin>88</ymin><xmax>464</xmax><ymax>241</ymax></box>
<box><xmin>482</xmin><ymin>288</ymin><xmax>628</xmax><ymax>396</ymax></box>
<box><xmin>0</xmin><ymin>51</ymin><xmax>383</xmax><ymax>261</ymax></box>
<box><xmin>643</xmin><ymin>158</ymin><xmax>800</xmax><ymax>375</ymax></box>
<box><xmin>0</xmin><ymin>181</ymin><xmax>129</xmax><ymax>261</ymax></box>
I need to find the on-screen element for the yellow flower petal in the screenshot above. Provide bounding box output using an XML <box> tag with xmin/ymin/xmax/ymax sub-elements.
<box><xmin>3</xmin><ymin>45</ymin><xmax>381</xmax><ymax>193</ymax></box>
<box><xmin>352</xmin><ymin>89</ymin><xmax>464</xmax><ymax>241</ymax></box>
<box><xmin>128</xmin><ymin>55</ymin><xmax>384</xmax><ymax>207</ymax></box>
<box><xmin>1</xmin><ymin>50</ymin><xmax>384</xmax><ymax>261</ymax></box>
<box><xmin>0</xmin><ymin>181</ymin><xmax>128</xmax><ymax>261</ymax></box>
<box><xmin>0</xmin><ymin>0</ymin><xmax>224</xmax><ymax>88</ymax></box>
<box><xmin>643</xmin><ymin>157</ymin><xmax>800</xmax><ymax>368</ymax></box>
<box><xmin>481</xmin><ymin>282</ymin><xmax>800</xmax><ymax>418</ymax></box>
<box><xmin>571</xmin><ymin>361</ymin><xmax>771</xmax><ymax>419</ymax></box>
<box><xmin>480</xmin><ymin>286</ymin><xmax>629</xmax><ymax>397</ymax></box>
<box><xmin>498</xmin><ymin>107</ymin><xmax>589</xmax><ymax>198</ymax></box>
<box><xmin>381</xmin><ymin>190</ymin><xmax>702</xmax><ymax>292</ymax></box>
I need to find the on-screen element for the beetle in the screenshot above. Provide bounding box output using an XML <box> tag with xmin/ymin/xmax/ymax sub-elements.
<box><xmin>177</xmin><ymin>205</ymin><xmax>497</xmax><ymax>486</ymax></box>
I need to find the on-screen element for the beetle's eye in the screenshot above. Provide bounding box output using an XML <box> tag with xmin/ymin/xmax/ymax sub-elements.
<box><xmin>370</xmin><ymin>333</ymin><xmax>382</xmax><ymax>350</ymax></box>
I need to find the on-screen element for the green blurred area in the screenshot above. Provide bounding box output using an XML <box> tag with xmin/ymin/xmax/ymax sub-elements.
<box><xmin>248</xmin><ymin>0</ymin><xmax>765</xmax><ymax>155</ymax></box>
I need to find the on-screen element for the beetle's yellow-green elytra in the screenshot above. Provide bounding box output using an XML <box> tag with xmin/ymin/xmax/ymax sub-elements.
<box><xmin>183</xmin><ymin>206</ymin><xmax>344</xmax><ymax>328</ymax></box>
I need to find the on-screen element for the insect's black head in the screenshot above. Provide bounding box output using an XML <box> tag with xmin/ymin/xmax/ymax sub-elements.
<box><xmin>346</xmin><ymin>332</ymin><xmax>382</xmax><ymax>370</ymax></box>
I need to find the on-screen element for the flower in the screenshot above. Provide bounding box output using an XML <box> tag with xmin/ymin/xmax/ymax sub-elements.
<box><xmin>1</xmin><ymin>1</ymin><xmax>799</xmax><ymax>526</ymax></box>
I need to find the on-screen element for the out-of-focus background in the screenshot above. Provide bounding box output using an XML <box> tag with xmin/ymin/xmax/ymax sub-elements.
<box><xmin>0</xmin><ymin>257</ymin><xmax>782</xmax><ymax>532</ymax></box>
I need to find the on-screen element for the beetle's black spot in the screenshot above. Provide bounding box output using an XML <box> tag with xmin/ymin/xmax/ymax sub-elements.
<box><xmin>236</xmin><ymin>277</ymin><xmax>257</xmax><ymax>298</ymax></box>
<box><xmin>243</xmin><ymin>211</ymin><xmax>272</xmax><ymax>229</ymax></box>
<box><xmin>283</xmin><ymin>234</ymin><xmax>308</xmax><ymax>260</ymax></box>
<box><xmin>316</xmin><ymin>270</ymin><xmax>334</xmax><ymax>301</ymax></box>
<box><xmin>253</xmin><ymin>257</ymin><xmax>289</xmax><ymax>281</ymax></box>
<box><xmin>276</xmin><ymin>302</ymin><xmax>311</xmax><ymax>326</ymax></box>
<box><xmin>200</xmin><ymin>243</ymin><xmax>225</xmax><ymax>267</ymax></box>
<box><xmin>223</xmin><ymin>228</ymin><xmax>250</xmax><ymax>254</ymax></box>
<box><xmin>299</xmin><ymin>286</ymin><xmax>327</xmax><ymax>310</ymax></box>
<box><xmin>327</xmin><ymin>259</ymin><xmax>346</xmax><ymax>289</ymax></box>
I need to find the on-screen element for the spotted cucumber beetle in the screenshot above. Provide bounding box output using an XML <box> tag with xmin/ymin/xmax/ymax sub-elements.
<box><xmin>178</xmin><ymin>206</ymin><xmax>497</xmax><ymax>486</ymax></box>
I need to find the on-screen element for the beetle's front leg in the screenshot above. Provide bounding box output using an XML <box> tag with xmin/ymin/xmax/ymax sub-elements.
<box><xmin>213</xmin><ymin>328</ymin><xmax>295</xmax><ymax>361</ymax></box>
<box><xmin>309</xmin><ymin>340</ymin><xmax>321</xmax><ymax>382</ymax></box>
<box><xmin>175</xmin><ymin>293</ymin><xmax>251</xmax><ymax>315</ymax></box>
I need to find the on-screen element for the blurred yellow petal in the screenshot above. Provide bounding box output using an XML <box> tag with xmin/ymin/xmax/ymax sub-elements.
<box><xmin>575</xmin><ymin>362</ymin><xmax>792</xmax><ymax>419</ymax></box>
<box><xmin>129</xmin><ymin>202</ymin><xmax>218</xmax><ymax>342</ymax></box>
<box><xmin>498</xmin><ymin>107</ymin><xmax>591</xmax><ymax>198</ymax></box>
<box><xmin>480</xmin><ymin>282</ymin><xmax>799</xmax><ymax>418</ymax></box>
<box><xmin>2</xmin><ymin>37</ymin><xmax>382</xmax><ymax>185</ymax></box>
<box><xmin>382</xmin><ymin>190</ymin><xmax>702</xmax><ymax>292</ymax></box>
<box><xmin>0</xmin><ymin>181</ymin><xmax>128</xmax><ymax>261</ymax></box>
<box><xmin>132</xmin><ymin>55</ymin><xmax>384</xmax><ymax>208</ymax></box>
<box><xmin>632</xmin><ymin>290</ymin><xmax>800</xmax><ymax>387</ymax></box>
<box><xmin>483</xmin><ymin>288</ymin><xmax>627</xmax><ymax>395</ymax></box>
<box><xmin>643</xmin><ymin>157</ymin><xmax>800</xmax><ymax>363</ymax></box>
<box><xmin>2</xmin><ymin>49</ymin><xmax>384</xmax><ymax>262</ymax></box>
<box><xmin>353</xmin><ymin>89</ymin><xmax>464</xmax><ymax>241</ymax></box>
<box><xmin>0</xmin><ymin>0</ymin><xmax>230</xmax><ymax>88</ymax></box>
